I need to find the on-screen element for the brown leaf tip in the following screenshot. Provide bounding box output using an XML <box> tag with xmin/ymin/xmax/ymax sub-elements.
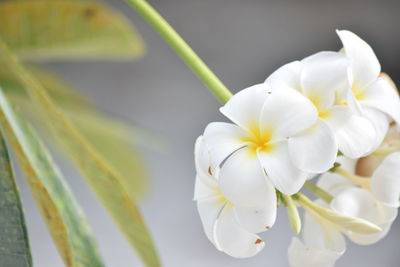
<box><xmin>83</xmin><ymin>7</ymin><xmax>96</xmax><ymax>18</ymax></box>
<box><xmin>208</xmin><ymin>166</ymin><xmax>212</xmax><ymax>175</ymax></box>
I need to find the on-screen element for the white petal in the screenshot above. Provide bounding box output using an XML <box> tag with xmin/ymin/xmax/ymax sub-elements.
<box><xmin>289</xmin><ymin>199</ymin><xmax>345</xmax><ymax>267</ymax></box>
<box><xmin>337</xmin><ymin>30</ymin><xmax>381</xmax><ymax>87</ymax></box>
<box><xmin>362</xmin><ymin>107</ymin><xmax>390</xmax><ymax>153</ymax></box>
<box><xmin>196</xmin><ymin>197</ymin><xmax>225</xmax><ymax>245</ymax></box>
<box><xmin>331</xmin><ymin>187</ymin><xmax>398</xmax><ymax>245</ymax></box>
<box><xmin>337</xmin><ymin>156</ymin><xmax>358</xmax><ymax>173</ymax></box>
<box><xmin>347</xmin><ymin>218</ymin><xmax>396</xmax><ymax>245</ymax></box>
<box><xmin>288</xmin><ymin>237</ymin><xmax>343</xmax><ymax>267</ymax></box>
<box><xmin>371</xmin><ymin>152</ymin><xmax>400</xmax><ymax>207</ymax></box>
<box><xmin>264</xmin><ymin>61</ymin><xmax>302</xmax><ymax>90</ymax></box>
<box><xmin>194</xmin><ymin>136</ymin><xmax>220</xmax><ymax>200</ymax></box>
<box><xmin>331</xmin><ymin>187</ymin><xmax>378</xmax><ymax>221</ymax></box>
<box><xmin>301</xmin><ymin>51</ymin><xmax>352</xmax><ymax>111</ymax></box>
<box><xmin>234</xmin><ymin>186</ymin><xmax>277</xmax><ymax>233</ymax></box>
<box><xmin>220</xmin><ymin>84</ymin><xmax>269</xmax><ymax>132</ymax></box>
<box><xmin>203</xmin><ymin>122</ymin><xmax>246</xmax><ymax>171</ymax></box>
<box><xmin>219</xmin><ymin>148</ymin><xmax>272</xmax><ymax>207</ymax></box>
<box><xmin>327</xmin><ymin>106</ymin><xmax>376</xmax><ymax>158</ymax></box>
<box><xmin>194</xmin><ymin>136</ymin><xmax>214</xmax><ymax>177</ymax></box>
<box><xmin>194</xmin><ymin>174</ymin><xmax>218</xmax><ymax>201</ymax></box>
<box><xmin>214</xmin><ymin>205</ymin><xmax>265</xmax><ymax>258</ymax></box>
<box><xmin>288</xmin><ymin>120</ymin><xmax>337</xmax><ymax>173</ymax></box>
<box><xmin>258</xmin><ymin>140</ymin><xmax>307</xmax><ymax>195</ymax></box>
<box><xmin>317</xmin><ymin>156</ymin><xmax>358</xmax><ymax>195</ymax></box>
<box><xmin>317</xmin><ymin>172</ymin><xmax>354</xmax><ymax>196</ymax></box>
<box><xmin>361</xmin><ymin>77</ymin><xmax>400</xmax><ymax>124</ymax></box>
<box><xmin>303</xmin><ymin>207</ymin><xmax>346</xmax><ymax>253</ymax></box>
<box><xmin>259</xmin><ymin>88</ymin><xmax>318</xmax><ymax>139</ymax></box>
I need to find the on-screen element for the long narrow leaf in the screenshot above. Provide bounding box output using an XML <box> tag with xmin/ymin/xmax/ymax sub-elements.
<box><xmin>0</xmin><ymin>130</ymin><xmax>32</xmax><ymax>267</ymax></box>
<box><xmin>0</xmin><ymin>88</ymin><xmax>104</xmax><ymax>267</ymax></box>
<box><xmin>0</xmin><ymin>67</ymin><xmax>151</xmax><ymax>197</ymax></box>
<box><xmin>0</xmin><ymin>39</ymin><xmax>160</xmax><ymax>266</ymax></box>
<box><xmin>0</xmin><ymin>0</ymin><xmax>146</xmax><ymax>61</ymax></box>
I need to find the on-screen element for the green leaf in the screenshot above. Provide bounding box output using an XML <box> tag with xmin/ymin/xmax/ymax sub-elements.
<box><xmin>0</xmin><ymin>39</ymin><xmax>160</xmax><ymax>267</ymax></box>
<box><xmin>0</xmin><ymin>130</ymin><xmax>32</xmax><ymax>267</ymax></box>
<box><xmin>0</xmin><ymin>88</ymin><xmax>104</xmax><ymax>267</ymax></box>
<box><xmin>1</xmin><ymin>67</ymin><xmax>150</xmax><ymax>197</ymax></box>
<box><xmin>0</xmin><ymin>0</ymin><xmax>146</xmax><ymax>61</ymax></box>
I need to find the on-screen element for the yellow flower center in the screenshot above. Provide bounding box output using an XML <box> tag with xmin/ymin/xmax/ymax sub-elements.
<box><xmin>308</xmin><ymin>93</ymin><xmax>330</xmax><ymax>119</ymax></box>
<box><xmin>318</xmin><ymin>109</ymin><xmax>331</xmax><ymax>120</ymax></box>
<box><xmin>351</xmin><ymin>82</ymin><xmax>365</xmax><ymax>101</ymax></box>
<box><xmin>241</xmin><ymin>123</ymin><xmax>274</xmax><ymax>156</ymax></box>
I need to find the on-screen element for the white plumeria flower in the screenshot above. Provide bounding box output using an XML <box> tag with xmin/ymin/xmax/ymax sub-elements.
<box><xmin>194</xmin><ymin>137</ymin><xmax>277</xmax><ymax>258</ymax></box>
<box><xmin>265</xmin><ymin>51</ymin><xmax>376</xmax><ymax>174</ymax></box>
<box><xmin>203</xmin><ymin>84</ymin><xmax>317</xmax><ymax>201</ymax></box>
<box><xmin>288</xmin><ymin>200</ymin><xmax>345</xmax><ymax>267</ymax></box>
<box><xmin>321</xmin><ymin>152</ymin><xmax>400</xmax><ymax>208</ymax></box>
<box><xmin>337</xmin><ymin>30</ymin><xmax>400</xmax><ymax>152</ymax></box>
<box><xmin>288</xmin><ymin>187</ymin><xmax>396</xmax><ymax>267</ymax></box>
<box><xmin>318</xmin><ymin>154</ymin><xmax>400</xmax><ymax>245</ymax></box>
<box><xmin>331</xmin><ymin>187</ymin><xmax>397</xmax><ymax>246</ymax></box>
<box><xmin>289</xmin><ymin>150</ymin><xmax>400</xmax><ymax>267</ymax></box>
<box><xmin>370</xmin><ymin>153</ymin><xmax>400</xmax><ymax>207</ymax></box>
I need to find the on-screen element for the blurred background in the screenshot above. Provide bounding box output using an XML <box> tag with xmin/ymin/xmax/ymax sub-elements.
<box><xmin>16</xmin><ymin>0</ymin><xmax>400</xmax><ymax>266</ymax></box>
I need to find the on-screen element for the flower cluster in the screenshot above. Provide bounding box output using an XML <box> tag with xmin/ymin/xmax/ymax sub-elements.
<box><xmin>194</xmin><ymin>30</ymin><xmax>400</xmax><ymax>265</ymax></box>
<box><xmin>289</xmin><ymin>128</ymin><xmax>400</xmax><ymax>266</ymax></box>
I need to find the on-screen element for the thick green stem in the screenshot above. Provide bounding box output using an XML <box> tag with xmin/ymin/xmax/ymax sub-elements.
<box><xmin>124</xmin><ymin>0</ymin><xmax>233</xmax><ymax>103</ymax></box>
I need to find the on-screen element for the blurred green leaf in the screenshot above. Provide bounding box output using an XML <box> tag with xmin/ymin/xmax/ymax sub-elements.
<box><xmin>0</xmin><ymin>66</ymin><xmax>90</xmax><ymax>108</ymax></box>
<box><xmin>0</xmin><ymin>88</ymin><xmax>104</xmax><ymax>267</ymax></box>
<box><xmin>1</xmin><ymin>67</ymin><xmax>150</xmax><ymax>197</ymax></box>
<box><xmin>0</xmin><ymin>0</ymin><xmax>146</xmax><ymax>61</ymax></box>
<box><xmin>0</xmin><ymin>39</ymin><xmax>160</xmax><ymax>267</ymax></box>
<box><xmin>0</xmin><ymin>130</ymin><xmax>32</xmax><ymax>267</ymax></box>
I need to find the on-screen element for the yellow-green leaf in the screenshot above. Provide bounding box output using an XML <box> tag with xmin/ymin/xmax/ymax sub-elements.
<box><xmin>0</xmin><ymin>0</ymin><xmax>146</xmax><ymax>61</ymax></box>
<box><xmin>0</xmin><ymin>39</ymin><xmax>160</xmax><ymax>267</ymax></box>
<box><xmin>0</xmin><ymin>88</ymin><xmax>104</xmax><ymax>267</ymax></box>
<box><xmin>0</xmin><ymin>67</ymin><xmax>150</xmax><ymax>197</ymax></box>
<box><xmin>0</xmin><ymin>130</ymin><xmax>32</xmax><ymax>267</ymax></box>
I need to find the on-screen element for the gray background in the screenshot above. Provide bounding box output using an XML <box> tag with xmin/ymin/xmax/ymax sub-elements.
<box><xmin>16</xmin><ymin>0</ymin><xmax>400</xmax><ymax>266</ymax></box>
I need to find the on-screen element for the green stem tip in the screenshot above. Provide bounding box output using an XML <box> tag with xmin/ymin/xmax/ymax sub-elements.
<box><xmin>124</xmin><ymin>0</ymin><xmax>233</xmax><ymax>104</ymax></box>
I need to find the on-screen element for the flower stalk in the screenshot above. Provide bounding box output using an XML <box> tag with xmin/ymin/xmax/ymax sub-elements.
<box><xmin>305</xmin><ymin>181</ymin><xmax>333</xmax><ymax>204</ymax></box>
<box><xmin>124</xmin><ymin>0</ymin><xmax>233</xmax><ymax>104</ymax></box>
<box><xmin>372</xmin><ymin>146</ymin><xmax>400</xmax><ymax>157</ymax></box>
<box><xmin>282</xmin><ymin>194</ymin><xmax>301</xmax><ymax>234</ymax></box>
<box><xmin>334</xmin><ymin>167</ymin><xmax>370</xmax><ymax>189</ymax></box>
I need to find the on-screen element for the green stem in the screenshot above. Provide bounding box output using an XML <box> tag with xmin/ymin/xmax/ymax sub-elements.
<box><xmin>124</xmin><ymin>0</ymin><xmax>233</xmax><ymax>104</ymax></box>
<box><xmin>372</xmin><ymin>146</ymin><xmax>400</xmax><ymax>157</ymax></box>
<box><xmin>305</xmin><ymin>181</ymin><xmax>333</xmax><ymax>204</ymax></box>
<box><xmin>334</xmin><ymin>167</ymin><xmax>370</xmax><ymax>189</ymax></box>
<box><xmin>282</xmin><ymin>194</ymin><xmax>301</xmax><ymax>234</ymax></box>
